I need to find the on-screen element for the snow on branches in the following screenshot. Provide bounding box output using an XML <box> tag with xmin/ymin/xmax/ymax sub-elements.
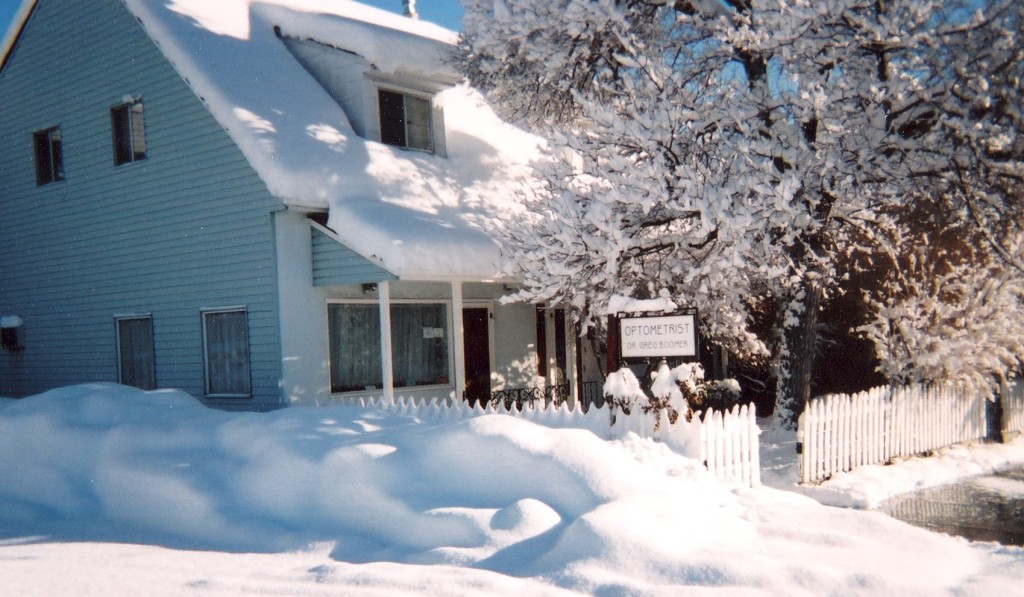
<box><xmin>459</xmin><ymin>0</ymin><xmax>1024</xmax><ymax>426</ymax></box>
<box><xmin>859</xmin><ymin>208</ymin><xmax>1024</xmax><ymax>395</ymax></box>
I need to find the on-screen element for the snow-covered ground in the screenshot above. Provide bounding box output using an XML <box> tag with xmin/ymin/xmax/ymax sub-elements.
<box><xmin>2</xmin><ymin>384</ymin><xmax>1024</xmax><ymax>595</ymax></box>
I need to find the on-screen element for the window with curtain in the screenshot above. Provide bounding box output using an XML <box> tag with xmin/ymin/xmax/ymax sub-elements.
<box><xmin>328</xmin><ymin>302</ymin><xmax>450</xmax><ymax>393</ymax></box>
<box><xmin>116</xmin><ymin>316</ymin><xmax>155</xmax><ymax>390</ymax></box>
<box><xmin>202</xmin><ymin>309</ymin><xmax>251</xmax><ymax>397</ymax></box>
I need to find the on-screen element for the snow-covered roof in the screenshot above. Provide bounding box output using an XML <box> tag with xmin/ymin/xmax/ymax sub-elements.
<box><xmin>6</xmin><ymin>0</ymin><xmax>542</xmax><ymax>281</ymax></box>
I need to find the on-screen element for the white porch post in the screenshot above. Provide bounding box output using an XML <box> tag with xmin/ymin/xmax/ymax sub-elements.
<box><xmin>451</xmin><ymin>281</ymin><xmax>466</xmax><ymax>402</ymax></box>
<box><xmin>567</xmin><ymin>321</ymin><xmax>579</xmax><ymax>409</ymax></box>
<box><xmin>379</xmin><ymin>281</ymin><xmax>394</xmax><ymax>401</ymax></box>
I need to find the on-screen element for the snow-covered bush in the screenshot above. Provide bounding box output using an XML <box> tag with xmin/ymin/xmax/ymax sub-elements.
<box><xmin>655</xmin><ymin>362</ymin><xmax>743</xmax><ymax>422</ymax></box>
<box><xmin>859</xmin><ymin>211</ymin><xmax>1024</xmax><ymax>396</ymax></box>
<box><xmin>602</xmin><ymin>366</ymin><xmax>646</xmax><ymax>418</ymax></box>
<box><xmin>646</xmin><ymin>361</ymin><xmax>689</xmax><ymax>429</ymax></box>
<box><xmin>605</xmin><ymin>361</ymin><xmax>742</xmax><ymax>429</ymax></box>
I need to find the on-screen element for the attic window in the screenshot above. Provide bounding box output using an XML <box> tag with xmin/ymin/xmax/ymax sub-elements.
<box><xmin>33</xmin><ymin>126</ymin><xmax>64</xmax><ymax>186</ymax></box>
<box><xmin>378</xmin><ymin>89</ymin><xmax>432</xmax><ymax>152</ymax></box>
<box><xmin>111</xmin><ymin>100</ymin><xmax>146</xmax><ymax>165</ymax></box>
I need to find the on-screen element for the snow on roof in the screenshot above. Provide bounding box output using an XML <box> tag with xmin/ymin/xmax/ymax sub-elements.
<box><xmin>606</xmin><ymin>294</ymin><xmax>680</xmax><ymax>315</ymax></box>
<box><xmin>116</xmin><ymin>0</ymin><xmax>542</xmax><ymax>280</ymax></box>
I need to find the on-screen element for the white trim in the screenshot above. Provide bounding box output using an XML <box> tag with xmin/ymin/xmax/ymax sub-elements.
<box><xmin>386</xmin><ymin>271</ymin><xmax>521</xmax><ymax>284</ymax></box>
<box><xmin>113</xmin><ymin>313</ymin><xmax>152</xmax><ymax>321</ymax></box>
<box><xmin>379</xmin><ymin>281</ymin><xmax>394</xmax><ymax>401</ymax></box>
<box><xmin>451</xmin><ymin>282</ymin><xmax>465</xmax><ymax>401</ymax></box>
<box><xmin>364</xmin><ymin>71</ymin><xmax>458</xmax><ymax>94</ymax></box>
<box><xmin>200</xmin><ymin>305</ymin><xmax>247</xmax><ymax>313</ymax></box>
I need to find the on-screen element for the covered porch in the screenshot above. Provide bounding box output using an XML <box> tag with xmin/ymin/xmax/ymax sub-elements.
<box><xmin>276</xmin><ymin>212</ymin><xmax>604</xmax><ymax>407</ymax></box>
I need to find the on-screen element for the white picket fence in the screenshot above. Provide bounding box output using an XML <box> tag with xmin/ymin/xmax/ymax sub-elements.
<box><xmin>699</xmin><ymin>403</ymin><xmax>761</xmax><ymax>487</ymax></box>
<box><xmin>797</xmin><ymin>384</ymin><xmax>987</xmax><ymax>484</ymax></box>
<box><xmin>1002</xmin><ymin>378</ymin><xmax>1024</xmax><ymax>437</ymax></box>
<box><xmin>360</xmin><ymin>395</ymin><xmax>761</xmax><ymax>487</ymax></box>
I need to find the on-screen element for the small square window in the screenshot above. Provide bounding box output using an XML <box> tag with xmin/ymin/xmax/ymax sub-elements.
<box><xmin>378</xmin><ymin>89</ymin><xmax>432</xmax><ymax>152</ymax></box>
<box><xmin>202</xmin><ymin>308</ymin><xmax>251</xmax><ymax>398</ymax></box>
<box><xmin>111</xmin><ymin>100</ymin><xmax>146</xmax><ymax>165</ymax></box>
<box><xmin>33</xmin><ymin>126</ymin><xmax>64</xmax><ymax>185</ymax></box>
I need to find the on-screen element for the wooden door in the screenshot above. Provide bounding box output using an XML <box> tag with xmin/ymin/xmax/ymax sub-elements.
<box><xmin>463</xmin><ymin>308</ymin><xmax>491</xmax><ymax>406</ymax></box>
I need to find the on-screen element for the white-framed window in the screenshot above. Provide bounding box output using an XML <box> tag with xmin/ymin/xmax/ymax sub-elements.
<box><xmin>115</xmin><ymin>315</ymin><xmax>156</xmax><ymax>390</ymax></box>
<box><xmin>202</xmin><ymin>308</ymin><xmax>251</xmax><ymax>398</ymax></box>
<box><xmin>328</xmin><ymin>301</ymin><xmax>450</xmax><ymax>393</ymax></box>
<box><xmin>111</xmin><ymin>99</ymin><xmax>146</xmax><ymax>165</ymax></box>
<box><xmin>377</xmin><ymin>88</ymin><xmax>433</xmax><ymax>152</ymax></box>
<box><xmin>33</xmin><ymin>126</ymin><xmax>64</xmax><ymax>185</ymax></box>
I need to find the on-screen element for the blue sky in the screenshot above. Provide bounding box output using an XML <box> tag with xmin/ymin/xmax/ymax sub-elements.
<box><xmin>362</xmin><ymin>0</ymin><xmax>464</xmax><ymax>30</ymax></box>
<box><xmin>1</xmin><ymin>0</ymin><xmax>464</xmax><ymax>45</ymax></box>
<box><xmin>0</xmin><ymin>0</ymin><xmax>22</xmax><ymax>43</ymax></box>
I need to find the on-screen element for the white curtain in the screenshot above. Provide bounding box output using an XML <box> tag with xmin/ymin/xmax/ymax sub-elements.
<box><xmin>329</xmin><ymin>304</ymin><xmax>382</xmax><ymax>392</ymax></box>
<box><xmin>329</xmin><ymin>303</ymin><xmax>449</xmax><ymax>392</ymax></box>
<box><xmin>391</xmin><ymin>304</ymin><xmax>448</xmax><ymax>387</ymax></box>
<box><xmin>204</xmin><ymin>310</ymin><xmax>250</xmax><ymax>396</ymax></box>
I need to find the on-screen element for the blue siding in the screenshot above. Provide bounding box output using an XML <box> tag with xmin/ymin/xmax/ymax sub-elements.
<box><xmin>0</xmin><ymin>0</ymin><xmax>284</xmax><ymax>409</ymax></box>
<box><xmin>312</xmin><ymin>225</ymin><xmax>396</xmax><ymax>286</ymax></box>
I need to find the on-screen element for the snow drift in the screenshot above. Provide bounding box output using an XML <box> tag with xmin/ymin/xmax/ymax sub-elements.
<box><xmin>3</xmin><ymin>384</ymin><xmax>1024</xmax><ymax>595</ymax></box>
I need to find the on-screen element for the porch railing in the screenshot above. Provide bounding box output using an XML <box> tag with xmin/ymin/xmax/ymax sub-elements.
<box><xmin>488</xmin><ymin>384</ymin><xmax>570</xmax><ymax>410</ymax></box>
<box><xmin>481</xmin><ymin>382</ymin><xmax>607</xmax><ymax>411</ymax></box>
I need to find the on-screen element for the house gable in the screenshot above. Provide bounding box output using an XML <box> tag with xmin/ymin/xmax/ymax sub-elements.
<box><xmin>0</xmin><ymin>0</ymin><xmax>288</xmax><ymax>408</ymax></box>
<box><xmin>111</xmin><ymin>0</ymin><xmax>540</xmax><ymax>281</ymax></box>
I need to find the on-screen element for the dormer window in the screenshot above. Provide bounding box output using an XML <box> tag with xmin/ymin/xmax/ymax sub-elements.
<box><xmin>111</xmin><ymin>99</ymin><xmax>146</xmax><ymax>165</ymax></box>
<box><xmin>378</xmin><ymin>89</ymin><xmax>432</xmax><ymax>152</ymax></box>
<box><xmin>279</xmin><ymin>34</ymin><xmax>448</xmax><ymax>155</ymax></box>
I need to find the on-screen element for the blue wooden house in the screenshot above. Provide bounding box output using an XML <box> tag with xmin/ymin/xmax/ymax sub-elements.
<box><xmin>0</xmin><ymin>0</ymin><xmax>605</xmax><ymax>409</ymax></box>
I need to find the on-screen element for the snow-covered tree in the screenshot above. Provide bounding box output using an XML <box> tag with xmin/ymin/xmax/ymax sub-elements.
<box><xmin>458</xmin><ymin>0</ymin><xmax>1024</xmax><ymax>427</ymax></box>
<box><xmin>859</xmin><ymin>201</ymin><xmax>1024</xmax><ymax>394</ymax></box>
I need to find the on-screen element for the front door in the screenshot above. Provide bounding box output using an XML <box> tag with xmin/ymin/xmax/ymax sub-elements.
<box><xmin>463</xmin><ymin>307</ymin><xmax>491</xmax><ymax>406</ymax></box>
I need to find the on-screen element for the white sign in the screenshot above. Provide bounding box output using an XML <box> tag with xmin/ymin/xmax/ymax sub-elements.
<box><xmin>619</xmin><ymin>314</ymin><xmax>697</xmax><ymax>359</ymax></box>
